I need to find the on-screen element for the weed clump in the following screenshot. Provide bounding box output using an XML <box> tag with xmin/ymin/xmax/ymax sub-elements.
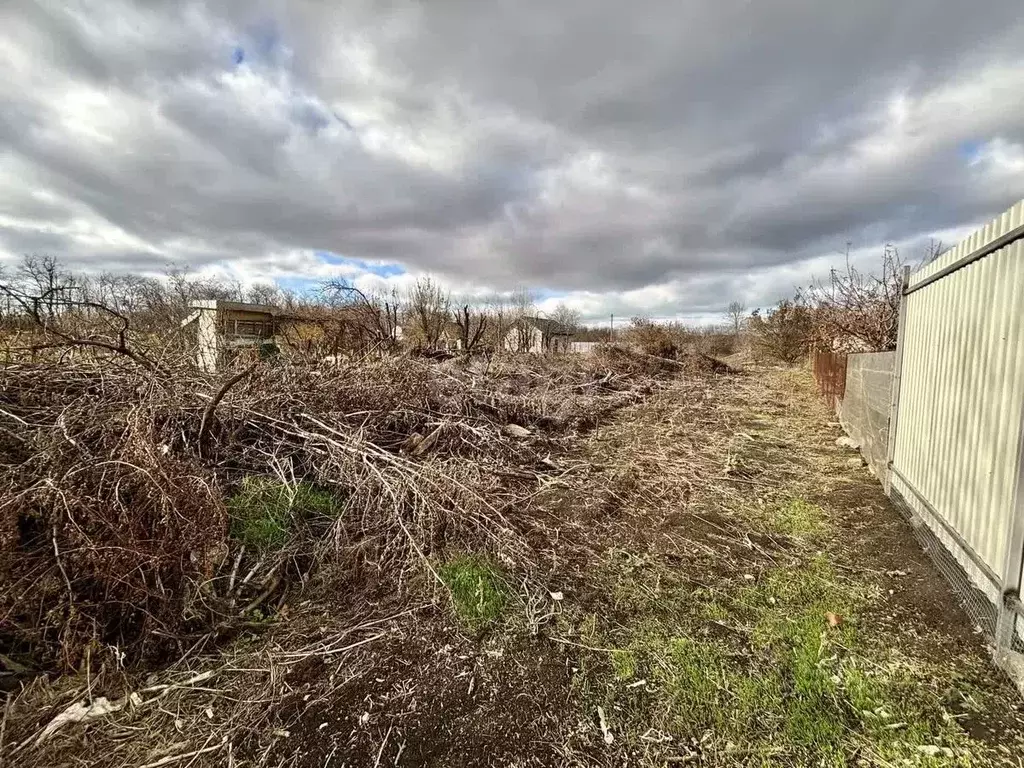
<box><xmin>227</xmin><ymin>477</ymin><xmax>337</xmax><ymax>550</ymax></box>
<box><xmin>438</xmin><ymin>554</ymin><xmax>508</xmax><ymax>629</ymax></box>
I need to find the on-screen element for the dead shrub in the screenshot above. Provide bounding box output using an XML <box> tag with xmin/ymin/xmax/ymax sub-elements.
<box><xmin>0</xmin><ymin>365</ymin><xmax>227</xmax><ymax>670</ymax></box>
<box><xmin>695</xmin><ymin>330</ymin><xmax>736</xmax><ymax>357</ymax></box>
<box><xmin>748</xmin><ymin>300</ymin><xmax>814</xmax><ymax>364</ymax></box>
<box><xmin>624</xmin><ymin>317</ymin><xmax>691</xmax><ymax>358</ymax></box>
<box><xmin>0</xmin><ymin>345</ymin><xmax>685</xmax><ymax>672</ymax></box>
<box><xmin>804</xmin><ymin>244</ymin><xmax>903</xmax><ymax>352</ymax></box>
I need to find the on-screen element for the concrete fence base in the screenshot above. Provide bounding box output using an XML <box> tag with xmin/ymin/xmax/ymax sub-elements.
<box><xmin>837</xmin><ymin>351</ymin><xmax>895</xmax><ymax>478</ymax></box>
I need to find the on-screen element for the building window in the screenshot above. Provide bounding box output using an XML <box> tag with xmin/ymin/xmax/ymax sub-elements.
<box><xmin>225</xmin><ymin>319</ymin><xmax>273</xmax><ymax>339</ymax></box>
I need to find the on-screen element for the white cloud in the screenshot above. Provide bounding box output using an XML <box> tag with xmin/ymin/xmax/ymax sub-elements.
<box><xmin>970</xmin><ymin>137</ymin><xmax>1024</xmax><ymax>177</ymax></box>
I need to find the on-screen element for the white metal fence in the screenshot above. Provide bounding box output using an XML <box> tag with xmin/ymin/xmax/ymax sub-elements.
<box><xmin>887</xmin><ymin>199</ymin><xmax>1024</xmax><ymax>690</ymax></box>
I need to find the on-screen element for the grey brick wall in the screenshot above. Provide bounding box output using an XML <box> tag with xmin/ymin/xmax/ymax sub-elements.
<box><xmin>838</xmin><ymin>351</ymin><xmax>895</xmax><ymax>478</ymax></box>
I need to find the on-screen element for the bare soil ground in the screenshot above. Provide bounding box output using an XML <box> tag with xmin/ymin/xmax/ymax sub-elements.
<box><xmin>8</xmin><ymin>363</ymin><xmax>1024</xmax><ymax>767</ymax></box>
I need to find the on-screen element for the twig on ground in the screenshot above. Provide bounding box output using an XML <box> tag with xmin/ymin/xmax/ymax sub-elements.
<box><xmin>136</xmin><ymin>735</ymin><xmax>227</xmax><ymax>768</ymax></box>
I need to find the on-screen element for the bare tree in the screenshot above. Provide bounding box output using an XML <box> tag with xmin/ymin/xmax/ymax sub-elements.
<box><xmin>921</xmin><ymin>238</ymin><xmax>947</xmax><ymax>266</ymax></box>
<box><xmin>377</xmin><ymin>288</ymin><xmax>402</xmax><ymax>344</ymax></box>
<box><xmin>166</xmin><ymin>267</ymin><xmax>196</xmax><ymax>317</ymax></box>
<box><xmin>92</xmin><ymin>272</ymin><xmax>175</xmax><ymax>333</ymax></box>
<box><xmin>406</xmin><ymin>277</ymin><xmax>451</xmax><ymax>349</ymax></box>
<box><xmin>165</xmin><ymin>267</ymin><xmax>240</xmax><ymax>319</ymax></box>
<box><xmin>726</xmin><ymin>302</ymin><xmax>745</xmax><ymax>336</ymax></box>
<box><xmin>246</xmin><ymin>282</ymin><xmax>282</xmax><ymax>306</ymax></box>
<box><xmin>316</xmin><ymin>279</ymin><xmax>403</xmax><ymax>353</ymax></box>
<box><xmin>18</xmin><ymin>255</ymin><xmax>77</xmax><ymax>320</ymax></box>
<box><xmin>452</xmin><ymin>304</ymin><xmax>488</xmax><ymax>353</ymax></box>
<box><xmin>550</xmin><ymin>303</ymin><xmax>582</xmax><ymax>334</ymax></box>
<box><xmin>508</xmin><ymin>287</ymin><xmax>537</xmax><ymax>352</ymax></box>
<box><xmin>726</xmin><ymin>301</ymin><xmax>746</xmax><ymax>337</ymax></box>
<box><xmin>485</xmin><ymin>295</ymin><xmax>512</xmax><ymax>351</ymax></box>
<box><xmin>0</xmin><ymin>258</ymin><xmax>155</xmax><ymax>369</ymax></box>
<box><xmin>804</xmin><ymin>244</ymin><xmax>904</xmax><ymax>351</ymax></box>
<box><xmin>277</xmin><ymin>287</ymin><xmax>302</xmax><ymax>312</ymax></box>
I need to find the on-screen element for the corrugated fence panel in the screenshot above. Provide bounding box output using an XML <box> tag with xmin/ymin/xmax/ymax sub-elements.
<box><xmin>891</xmin><ymin>200</ymin><xmax>1024</xmax><ymax>604</ymax></box>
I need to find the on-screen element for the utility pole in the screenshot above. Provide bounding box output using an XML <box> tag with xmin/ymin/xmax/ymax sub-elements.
<box><xmin>609</xmin><ymin>313</ymin><xmax>614</xmax><ymax>341</ymax></box>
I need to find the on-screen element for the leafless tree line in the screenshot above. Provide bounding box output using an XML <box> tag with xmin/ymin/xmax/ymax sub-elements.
<box><xmin>746</xmin><ymin>241</ymin><xmax>925</xmax><ymax>363</ymax></box>
<box><xmin>0</xmin><ymin>255</ymin><xmax>585</xmax><ymax>359</ymax></box>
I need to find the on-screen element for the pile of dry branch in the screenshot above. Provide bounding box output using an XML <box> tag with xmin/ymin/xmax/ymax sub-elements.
<box><xmin>0</xmin><ymin>345</ymin><xmax>712</xmax><ymax>677</ymax></box>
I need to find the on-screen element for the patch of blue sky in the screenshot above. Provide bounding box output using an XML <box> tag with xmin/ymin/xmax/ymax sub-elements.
<box><xmin>316</xmin><ymin>251</ymin><xmax>406</xmax><ymax>278</ymax></box>
<box><xmin>958</xmin><ymin>139</ymin><xmax>985</xmax><ymax>162</ymax></box>
<box><xmin>230</xmin><ymin>19</ymin><xmax>284</xmax><ymax>70</ymax></box>
<box><xmin>275</xmin><ymin>276</ymin><xmax>321</xmax><ymax>296</ymax></box>
<box><xmin>533</xmin><ymin>288</ymin><xmax>568</xmax><ymax>302</ymax></box>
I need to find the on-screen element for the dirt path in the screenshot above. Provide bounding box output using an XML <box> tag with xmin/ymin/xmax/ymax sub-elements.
<box><xmin>16</xmin><ymin>365</ymin><xmax>1024</xmax><ymax>767</ymax></box>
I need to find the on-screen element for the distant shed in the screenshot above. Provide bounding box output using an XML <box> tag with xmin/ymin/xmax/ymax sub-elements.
<box><xmin>503</xmin><ymin>316</ymin><xmax>573</xmax><ymax>353</ymax></box>
<box><xmin>180</xmin><ymin>300</ymin><xmax>295</xmax><ymax>371</ymax></box>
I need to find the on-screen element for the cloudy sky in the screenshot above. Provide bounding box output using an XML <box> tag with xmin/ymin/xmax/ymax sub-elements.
<box><xmin>1</xmin><ymin>1</ymin><xmax>1022</xmax><ymax>324</ymax></box>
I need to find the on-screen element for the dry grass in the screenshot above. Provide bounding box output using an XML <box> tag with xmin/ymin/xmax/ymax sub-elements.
<box><xmin>4</xmin><ymin>356</ymin><xmax>1023</xmax><ymax>768</ymax></box>
<box><xmin>0</xmin><ymin>344</ymin><xmax>722</xmax><ymax>766</ymax></box>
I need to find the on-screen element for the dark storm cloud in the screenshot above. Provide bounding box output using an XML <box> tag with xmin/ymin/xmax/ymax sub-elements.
<box><xmin>1</xmin><ymin>0</ymin><xmax>1023</xmax><ymax>315</ymax></box>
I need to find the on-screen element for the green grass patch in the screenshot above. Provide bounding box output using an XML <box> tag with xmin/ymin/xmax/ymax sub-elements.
<box><xmin>610</xmin><ymin>649</ymin><xmax>637</xmax><ymax>681</ymax></box>
<box><xmin>437</xmin><ymin>554</ymin><xmax>508</xmax><ymax>629</ymax></box>
<box><xmin>768</xmin><ymin>497</ymin><xmax>827</xmax><ymax>537</ymax></box>
<box><xmin>575</xmin><ymin>555</ymin><xmax>973</xmax><ymax>766</ymax></box>
<box><xmin>227</xmin><ymin>477</ymin><xmax>338</xmax><ymax>550</ymax></box>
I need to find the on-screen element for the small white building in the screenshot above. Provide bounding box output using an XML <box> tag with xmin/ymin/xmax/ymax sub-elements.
<box><xmin>503</xmin><ymin>317</ymin><xmax>573</xmax><ymax>354</ymax></box>
<box><xmin>180</xmin><ymin>300</ymin><xmax>293</xmax><ymax>371</ymax></box>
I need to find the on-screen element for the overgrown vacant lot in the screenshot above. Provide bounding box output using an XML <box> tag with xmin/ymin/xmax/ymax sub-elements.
<box><xmin>5</xmin><ymin>355</ymin><xmax>1024</xmax><ymax>767</ymax></box>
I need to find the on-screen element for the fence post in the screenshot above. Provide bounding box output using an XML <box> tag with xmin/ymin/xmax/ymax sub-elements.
<box><xmin>884</xmin><ymin>266</ymin><xmax>912</xmax><ymax>496</ymax></box>
<box><xmin>995</xmin><ymin>395</ymin><xmax>1024</xmax><ymax>690</ymax></box>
